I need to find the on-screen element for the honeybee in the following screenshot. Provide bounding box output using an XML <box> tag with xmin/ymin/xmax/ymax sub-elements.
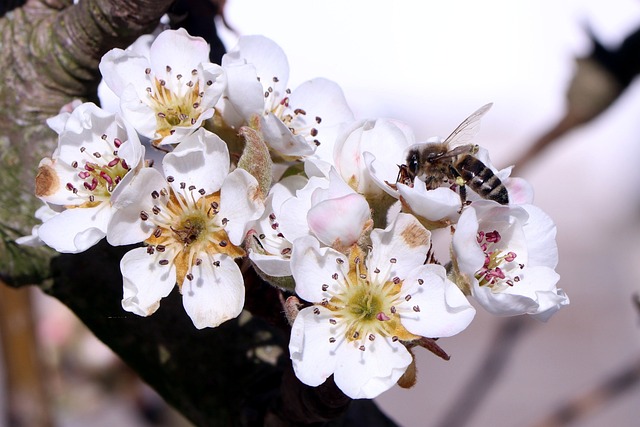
<box><xmin>400</xmin><ymin>103</ymin><xmax>509</xmax><ymax>206</ymax></box>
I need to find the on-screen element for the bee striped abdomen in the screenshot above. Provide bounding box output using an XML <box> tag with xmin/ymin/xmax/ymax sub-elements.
<box><xmin>456</xmin><ymin>155</ymin><xmax>509</xmax><ymax>205</ymax></box>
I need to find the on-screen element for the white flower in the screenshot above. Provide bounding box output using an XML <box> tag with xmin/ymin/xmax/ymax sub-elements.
<box><xmin>219</xmin><ymin>35</ymin><xmax>354</xmax><ymax>159</ymax></box>
<box><xmin>332</xmin><ymin>118</ymin><xmax>414</xmax><ymax>198</ymax></box>
<box><xmin>108</xmin><ymin>128</ymin><xmax>264</xmax><ymax>329</ymax></box>
<box><xmin>34</xmin><ymin>102</ymin><xmax>144</xmax><ymax>253</ymax></box>
<box><xmin>452</xmin><ymin>200</ymin><xmax>568</xmax><ymax>320</ymax></box>
<box><xmin>247</xmin><ymin>176</ymin><xmax>306</xmax><ymax>277</ymax></box>
<box><xmin>289</xmin><ymin>213</ymin><xmax>475</xmax><ymax>398</ymax></box>
<box><xmin>249</xmin><ymin>169</ymin><xmax>371</xmax><ymax>278</ymax></box>
<box><xmin>99</xmin><ymin>28</ymin><xmax>226</xmax><ymax>145</ymax></box>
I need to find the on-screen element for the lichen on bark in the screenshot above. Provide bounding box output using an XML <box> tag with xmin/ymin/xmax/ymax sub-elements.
<box><xmin>0</xmin><ymin>0</ymin><xmax>173</xmax><ymax>284</ymax></box>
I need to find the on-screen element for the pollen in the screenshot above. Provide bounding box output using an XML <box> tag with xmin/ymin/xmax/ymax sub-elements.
<box><xmin>318</xmin><ymin>245</ymin><xmax>419</xmax><ymax>351</ymax></box>
<box><xmin>142</xmin><ymin>186</ymin><xmax>245</xmax><ymax>287</ymax></box>
<box><xmin>476</xmin><ymin>229</ymin><xmax>523</xmax><ymax>290</ymax></box>
<box><xmin>146</xmin><ymin>71</ymin><xmax>206</xmax><ymax>144</ymax></box>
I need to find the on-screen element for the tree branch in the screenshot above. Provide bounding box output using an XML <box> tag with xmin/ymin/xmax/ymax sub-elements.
<box><xmin>0</xmin><ymin>0</ymin><xmax>173</xmax><ymax>283</ymax></box>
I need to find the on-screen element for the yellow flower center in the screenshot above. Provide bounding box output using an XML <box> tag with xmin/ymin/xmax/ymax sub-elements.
<box><xmin>143</xmin><ymin>184</ymin><xmax>244</xmax><ymax>286</ymax></box>
<box><xmin>320</xmin><ymin>245</ymin><xmax>419</xmax><ymax>350</ymax></box>
<box><xmin>145</xmin><ymin>66</ymin><xmax>214</xmax><ymax>144</ymax></box>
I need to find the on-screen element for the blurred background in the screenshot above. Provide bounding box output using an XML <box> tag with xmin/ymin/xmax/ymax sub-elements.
<box><xmin>3</xmin><ymin>0</ymin><xmax>640</xmax><ymax>425</ymax></box>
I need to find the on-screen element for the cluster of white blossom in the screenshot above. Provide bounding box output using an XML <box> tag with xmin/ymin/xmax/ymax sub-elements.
<box><xmin>23</xmin><ymin>28</ymin><xmax>569</xmax><ymax>399</ymax></box>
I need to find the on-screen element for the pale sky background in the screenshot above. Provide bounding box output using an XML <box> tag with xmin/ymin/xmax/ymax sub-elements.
<box><xmin>220</xmin><ymin>1</ymin><xmax>640</xmax><ymax>426</ymax></box>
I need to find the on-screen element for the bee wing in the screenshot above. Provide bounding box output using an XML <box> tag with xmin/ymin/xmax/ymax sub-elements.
<box><xmin>442</xmin><ymin>102</ymin><xmax>493</xmax><ymax>149</ymax></box>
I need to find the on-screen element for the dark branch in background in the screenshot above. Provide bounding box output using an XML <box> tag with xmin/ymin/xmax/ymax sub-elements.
<box><xmin>435</xmin><ymin>316</ymin><xmax>533</xmax><ymax>427</ymax></box>
<box><xmin>529</xmin><ymin>356</ymin><xmax>640</xmax><ymax>427</ymax></box>
<box><xmin>169</xmin><ymin>0</ymin><xmax>228</xmax><ymax>64</ymax></box>
<box><xmin>0</xmin><ymin>0</ymin><xmax>27</xmax><ymax>16</ymax></box>
<box><xmin>513</xmin><ymin>25</ymin><xmax>640</xmax><ymax>172</ymax></box>
<box><xmin>48</xmin><ymin>242</ymin><xmax>399</xmax><ymax>426</ymax></box>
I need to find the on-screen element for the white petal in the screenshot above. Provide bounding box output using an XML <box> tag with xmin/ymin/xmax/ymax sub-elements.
<box><xmin>336</xmin><ymin>119</ymin><xmax>411</xmax><ymax>195</ymax></box>
<box><xmin>472</xmin><ymin>278</ymin><xmax>539</xmax><ymax>317</ymax></box>
<box><xmin>200</xmin><ymin>63</ymin><xmax>227</xmax><ymax>108</ymax></box>
<box><xmin>218</xmin><ymin>62</ymin><xmax>265</xmax><ymax>124</ymax></box>
<box><xmin>248</xmin><ymin>251</ymin><xmax>292</xmax><ymax>277</ymax></box>
<box><xmin>119</xmin><ymin>85</ymin><xmax>158</xmax><ymax>139</ymax></box>
<box><xmin>36</xmin><ymin>157</ymin><xmax>83</xmax><ymax>206</ymax></box>
<box><xmin>271</xmin><ymin>176</ymin><xmax>308</xmax><ymax>213</ymax></box>
<box><xmin>46</xmin><ymin>111</ymin><xmax>71</xmax><ymax>134</ymax></box>
<box><xmin>290</xmin><ymin>235</ymin><xmax>348</xmax><ymax>303</ymax></box>
<box><xmin>310</xmin><ymin>169</ymin><xmax>355</xmax><ymax>204</ymax></box>
<box><xmin>108</xmin><ymin>168</ymin><xmax>165</xmax><ymax>246</ymax></box>
<box><xmin>368</xmin><ymin>213</ymin><xmax>431</xmax><ymax>280</ymax></box>
<box><xmin>163</xmin><ymin>128</ymin><xmax>230</xmax><ymax>195</ymax></box>
<box><xmin>289</xmin><ymin>306</ymin><xmax>339</xmax><ymax>387</ymax></box>
<box><xmin>121</xmin><ymin>247</ymin><xmax>176</xmax><ymax>316</ymax></box>
<box><xmin>181</xmin><ymin>254</ymin><xmax>244</xmax><ymax>329</ymax></box>
<box><xmin>278</xmin><ymin>175</ymin><xmax>329</xmax><ymax>242</ymax></box>
<box><xmin>261</xmin><ymin>113</ymin><xmax>315</xmax><ymax>157</ymax></box>
<box><xmin>37</xmin><ymin>203</ymin><xmax>111</xmax><ymax>253</ymax></box>
<box><xmin>400</xmin><ymin>264</ymin><xmax>475</xmax><ymax>338</ymax></box>
<box><xmin>149</xmin><ymin>28</ymin><xmax>210</xmax><ymax>82</ymax></box>
<box><xmin>398</xmin><ymin>182</ymin><xmax>461</xmax><ymax>222</ymax></box>
<box><xmin>218</xmin><ymin>169</ymin><xmax>264</xmax><ymax>246</ymax></box>
<box><xmin>223</xmin><ymin>35</ymin><xmax>289</xmax><ymax>99</ymax></box>
<box><xmin>531</xmin><ymin>288</ymin><xmax>570</xmax><ymax>322</ymax></box>
<box><xmin>307</xmin><ymin>193</ymin><xmax>370</xmax><ymax>248</ymax></box>
<box><xmin>288</xmin><ymin>78</ymin><xmax>354</xmax><ymax>154</ymax></box>
<box><xmin>289</xmin><ymin>78</ymin><xmax>353</xmax><ymax>126</ymax></box>
<box><xmin>521</xmin><ymin>204</ymin><xmax>558</xmax><ymax>269</ymax></box>
<box><xmin>451</xmin><ymin>207</ymin><xmax>485</xmax><ymax>277</ymax></box>
<box><xmin>333</xmin><ymin>336</ymin><xmax>412</xmax><ymax>399</ymax></box>
<box><xmin>99</xmin><ymin>49</ymin><xmax>150</xmax><ymax>97</ymax></box>
<box><xmin>505</xmin><ymin>176</ymin><xmax>534</xmax><ymax>205</ymax></box>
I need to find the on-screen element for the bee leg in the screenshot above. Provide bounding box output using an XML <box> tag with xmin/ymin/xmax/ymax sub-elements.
<box><xmin>449</xmin><ymin>165</ymin><xmax>468</xmax><ymax>213</ymax></box>
<box><xmin>456</xmin><ymin>182</ymin><xmax>469</xmax><ymax>213</ymax></box>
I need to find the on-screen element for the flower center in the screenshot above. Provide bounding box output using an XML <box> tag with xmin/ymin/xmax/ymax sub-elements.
<box><xmin>260</xmin><ymin>75</ymin><xmax>323</xmax><ymax>149</ymax></box>
<box><xmin>145</xmin><ymin>66</ymin><xmax>213</xmax><ymax>142</ymax></box>
<box><xmin>65</xmin><ymin>135</ymin><xmax>130</xmax><ymax>206</ymax></box>
<box><xmin>141</xmin><ymin>180</ymin><xmax>245</xmax><ymax>285</ymax></box>
<box><xmin>475</xmin><ymin>230</ymin><xmax>524</xmax><ymax>290</ymax></box>
<box><xmin>317</xmin><ymin>246</ymin><xmax>417</xmax><ymax>351</ymax></box>
<box><xmin>346</xmin><ymin>285</ymin><xmax>383</xmax><ymax>322</ymax></box>
<box><xmin>251</xmin><ymin>210</ymin><xmax>292</xmax><ymax>258</ymax></box>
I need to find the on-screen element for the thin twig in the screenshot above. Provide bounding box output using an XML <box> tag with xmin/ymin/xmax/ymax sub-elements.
<box><xmin>434</xmin><ymin>316</ymin><xmax>533</xmax><ymax>427</ymax></box>
<box><xmin>529</xmin><ymin>356</ymin><xmax>640</xmax><ymax>427</ymax></box>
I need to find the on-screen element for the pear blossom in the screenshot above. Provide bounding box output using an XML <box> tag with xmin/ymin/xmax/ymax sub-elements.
<box><xmin>331</xmin><ymin>118</ymin><xmax>415</xmax><ymax>199</ymax></box>
<box><xmin>34</xmin><ymin>102</ymin><xmax>144</xmax><ymax>253</ymax></box>
<box><xmin>362</xmin><ymin>132</ymin><xmax>460</xmax><ymax>223</ymax></box>
<box><xmin>247</xmin><ymin>175</ymin><xmax>306</xmax><ymax>278</ymax></box>
<box><xmin>249</xmin><ymin>169</ymin><xmax>371</xmax><ymax>278</ymax></box>
<box><xmin>219</xmin><ymin>35</ymin><xmax>354</xmax><ymax>159</ymax></box>
<box><xmin>451</xmin><ymin>200</ymin><xmax>568</xmax><ymax>320</ymax></box>
<box><xmin>108</xmin><ymin>128</ymin><xmax>264</xmax><ymax>329</ymax></box>
<box><xmin>289</xmin><ymin>213</ymin><xmax>476</xmax><ymax>398</ymax></box>
<box><xmin>99</xmin><ymin>28</ymin><xmax>226</xmax><ymax>145</ymax></box>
